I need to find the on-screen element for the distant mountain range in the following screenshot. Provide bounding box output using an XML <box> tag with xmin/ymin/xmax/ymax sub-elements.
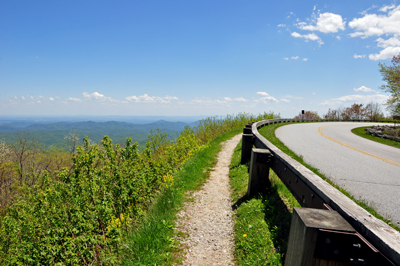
<box><xmin>0</xmin><ymin>120</ymin><xmax>194</xmax><ymax>132</ymax></box>
<box><xmin>0</xmin><ymin>120</ymin><xmax>199</xmax><ymax>150</ymax></box>
<box><xmin>0</xmin><ymin>115</ymin><xmax>206</xmax><ymax>127</ymax></box>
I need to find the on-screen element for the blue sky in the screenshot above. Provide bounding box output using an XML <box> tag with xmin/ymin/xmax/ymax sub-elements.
<box><xmin>1</xmin><ymin>0</ymin><xmax>400</xmax><ymax>118</ymax></box>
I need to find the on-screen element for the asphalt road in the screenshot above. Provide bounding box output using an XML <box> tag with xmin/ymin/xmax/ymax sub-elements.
<box><xmin>275</xmin><ymin>122</ymin><xmax>400</xmax><ymax>225</ymax></box>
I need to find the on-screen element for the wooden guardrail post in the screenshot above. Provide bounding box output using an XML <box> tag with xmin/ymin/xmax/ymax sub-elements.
<box><xmin>247</xmin><ymin>148</ymin><xmax>272</xmax><ymax>197</ymax></box>
<box><xmin>286</xmin><ymin>208</ymin><xmax>360</xmax><ymax>266</ymax></box>
<box><xmin>241</xmin><ymin>133</ymin><xmax>253</xmax><ymax>164</ymax></box>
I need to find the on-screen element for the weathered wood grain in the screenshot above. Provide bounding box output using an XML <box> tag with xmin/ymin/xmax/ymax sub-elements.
<box><xmin>252</xmin><ymin>119</ymin><xmax>400</xmax><ymax>265</ymax></box>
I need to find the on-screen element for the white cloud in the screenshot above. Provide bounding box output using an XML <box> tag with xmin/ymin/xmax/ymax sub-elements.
<box><xmin>284</xmin><ymin>57</ymin><xmax>289</xmax><ymax>60</ymax></box>
<box><xmin>223</xmin><ymin>97</ymin><xmax>248</xmax><ymax>102</ymax></box>
<box><xmin>379</xmin><ymin>5</ymin><xmax>396</xmax><ymax>12</ymax></box>
<box><xmin>256</xmin><ymin>92</ymin><xmax>279</xmax><ymax>103</ymax></box>
<box><xmin>38</xmin><ymin>95</ymin><xmax>44</xmax><ymax>99</ymax></box>
<box><xmin>21</xmin><ymin>96</ymin><xmax>25</xmax><ymax>100</ymax></box>
<box><xmin>49</xmin><ymin>97</ymin><xmax>54</xmax><ymax>101</ymax></box>
<box><xmin>291</xmin><ymin>56</ymin><xmax>299</xmax><ymax>60</ymax></box>
<box><xmin>354</xmin><ymin>86</ymin><xmax>375</xmax><ymax>92</ymax></box>
<box><xmin>68</xmin><ymin>97</ymin><xmax>82</xmax><ymax>102</ymax></box>
<box><xmin>278</xmin><ymin>24</ymin><xmax>286</xmax><ymax>27</ymax></box>
<box><xmin>297</xmin><ymin>12</ymin><xmax>346</xmax><ymax>33</ymax></box>
<box><xmin>291</xmin><ymin>32</ymin><xmax>324</xmax><ymax>45</ymax></box>
<box><xmin>369</xmin><ymin>46</ymin><xmax>400</xmax><ymax>60</ymax></box>
<box><xmin>349</xmin><ymin>5</ymin><xmax>400</xmax><ymax>38</ymax></box>
<box><xmin>320</xmin><ymin>94</ymin><xmax>389</xmax><ymax>105</ymax></box>
<box><xmin>257</xmin><ymin>92</ymin><xmax>269</xmax><ymax>96</ymax></box>
<box><xmin>376</xmin><ymin>36</ymin><xmax>400</xmax><ymax>48</ymax></box>
<box><xmin>281</xmin><ymin>99</ymin><xmax>290</xmax><ymax>103</ymax></box>
<box><xmin>83</xmin><ymin>92</ymin><xmax>116</xmax><ymax>102</ymax></box>
<box><xmin>336</xmin><ymin>36</ymin><xmax>341</xmax><ymax>40</ymax></box>
<box><xmin>349</xmin><ymin>5</ymin><xmax>400</xmax><ymax>61</ymax></box>
<box><xmin>37</xmin><ymin>101</ymin><xmax>41</xmax><ymax>104</ymax></box>
<box><xmin>30</xmin><ymin>96</ymin><xmax>33</xmax><ymax>100</ymax></box>
<box><xmin>303</xmin><ymin>58</ymin><xmax>308</xmax><ymax>61</ymax></box>
<box><xmin>353</xmin><ymin>54</ymin><xmax>366</xmax><ymax>59</ymax></box>
<box><xmin>125</xmin><ymin>94</ymin><xmax>179</xmax><ymax>103</ymax></box>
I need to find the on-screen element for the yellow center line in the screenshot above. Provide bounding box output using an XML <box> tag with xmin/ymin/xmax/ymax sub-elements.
<box><xmin>317</xmin><ymin>124</ymin><xmax>400</xmax><ymax>167</ymax></box>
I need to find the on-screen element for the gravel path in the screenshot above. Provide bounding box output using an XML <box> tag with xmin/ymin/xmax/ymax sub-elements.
<box><xmin>176</xmin><ymin>134</ymin><xmax>242</xmax><ymax>265</ymax></box>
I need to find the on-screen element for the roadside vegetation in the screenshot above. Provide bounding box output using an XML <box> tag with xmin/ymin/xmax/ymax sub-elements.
<box><xmin>0</xmin><ymin>112</ymin><xmax>279</xmax><ymax>265</ymax></box>
<box><xmin>258</xmin><ymin>121</ymin><xmax>400</xmax><ymax>232</ymax></box>
<box><xmin>229</xmin><ymin>140</ymin><xmax>300</xmax><ymax>265</ymax></box>
<box><xmin>352</xmin><ymin>126</ymin><xmax>400</xmax><ymax>150</ymax></box>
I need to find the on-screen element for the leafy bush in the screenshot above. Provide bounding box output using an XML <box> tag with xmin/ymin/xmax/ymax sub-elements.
<box><xmin>0</xmin><ymin>112</ymin><xmax>279</xmax><ymax>264</ymax></box>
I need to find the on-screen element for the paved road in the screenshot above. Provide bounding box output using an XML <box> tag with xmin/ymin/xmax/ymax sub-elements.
<box><xmin>275</xmin><ymin>122</ymin><xmax>400</xmax><ymax>225</ymax></box>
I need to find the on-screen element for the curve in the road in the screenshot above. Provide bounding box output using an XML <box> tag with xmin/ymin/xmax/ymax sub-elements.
<box><xmin>275</xmin><ymin>122</ymin><xmax>400</xmax><ymax>225</ymax></box>
<box><xmin>317</xmin><ymin>124</ymin><xmax>400</xmax><ymax>167</ymax></box>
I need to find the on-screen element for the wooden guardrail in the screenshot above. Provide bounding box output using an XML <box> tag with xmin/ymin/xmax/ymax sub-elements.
<box><xmin>242</xmin><ymin>119</ymin><xmax>400</xmax><ymax>265</ymax></box>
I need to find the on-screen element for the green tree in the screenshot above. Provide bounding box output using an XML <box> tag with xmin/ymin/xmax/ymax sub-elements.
<box><xmin>379</xmin><ymin>53</ymin><xmax>400</xmax><ymax>117</ymax></box>
<box><xmin>294</xmin><ymin>110</ymin><xmax>321</xmax><ymax>120</ymax></box>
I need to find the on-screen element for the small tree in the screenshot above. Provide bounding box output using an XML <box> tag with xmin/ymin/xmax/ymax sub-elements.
<box><xmin>64</xmin><ymin>130</ymin><xmax>80</xmax><ymax>154</ymax></box>
<box><xmin>12</xmin><ymin>130</ymin><xmax>40</xmax><ymax>182</ymax></box>
<box><xmin>294</xmin><ymin>111</ymin><xmax>321</xmax><ymax>120</ymax></box>
<box><xmin>379</xmin><ymin>53</ymin><xmax>400</xmax><ymax>116</ymax></box>
<box><xmin>350</xmin><ymin>103</ymin><xmax>365</xmax><ymax>120</ymax></box>
<box><xmin>324</xmin><ymin>108</ymin><xmax>340</xmax><ymax>120</ymax></box>
<box><xmin>364</xmin><ymin>102</ymin><xmax>384</xmax><ymax>121</ymax></box>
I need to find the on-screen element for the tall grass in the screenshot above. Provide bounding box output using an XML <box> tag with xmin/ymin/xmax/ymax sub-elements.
<box><xmin>229</xmin><ymin>140</ymin><xmax>300</xmax><ymax>265</ymax></box>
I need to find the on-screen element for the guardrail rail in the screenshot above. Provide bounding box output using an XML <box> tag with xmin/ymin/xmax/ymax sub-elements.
<box><xmin>242</xmin><ymin>119</ymin><xmax>400</xmax><ymax>265</ymax></box>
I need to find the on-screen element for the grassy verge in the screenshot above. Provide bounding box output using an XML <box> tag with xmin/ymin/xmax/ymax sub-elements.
<box><xmin>230</xmin><ymin>140</ymin><xmax>300</xmax><ymax>265</ymax></box>
<box><xmin>352</xmin><ymin>126</ymin><xmax>400</xmax><ymax>150</ymax></box>
<box><xmin>122</xmin><ymin>129</ymin><xmax>242</xmax><ymax>265</ymax></box>
<box><xmin>258</xmin><ymin>122</ymin><xmax>399</xmax><ymax>231</ymax></box>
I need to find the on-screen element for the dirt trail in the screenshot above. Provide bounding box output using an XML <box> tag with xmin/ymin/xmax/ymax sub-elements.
<box><xmin>176</xmin><ymin>134</ymin><xmax>242</xmax><ymax>265</ymax></box>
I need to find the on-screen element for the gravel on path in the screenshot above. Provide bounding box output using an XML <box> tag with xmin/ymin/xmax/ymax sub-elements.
<box><xmin>175</xmin><ymin>134</ymin><xmax>242</xmax><ymax>266</ymax></box>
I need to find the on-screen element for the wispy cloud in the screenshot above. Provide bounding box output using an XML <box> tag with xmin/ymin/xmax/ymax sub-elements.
<box><xmin>291</xmin><ymin>31</ymin><xmax>324</xmax><ymax>45</ymax></box>
<box><xmin>285</xmin><ymin>95</ymin><xmax>303</xmax><ymax>100</ymax></box>
<box><xmin>353</xmin><ymin>54</ymin><xmax>366</xmax><ymax>59</ymax></box>
<box><xmin>320</xmin><ymin>94</ymin><xmax>388</xmax><ymax>105</ymax></box>
<box><xmin>223</xmin><ymin>97</ymin><xmax>248</xmax><ymax>102</ymax></box>
<box><xmin>256</xmin><ymin>92</ymin><xmax>279</xmax><ymax>103</ymax></box>
<box><xmin>83</xmin><ymin>92</ymin><xmax>117</xmax><ymax>102</ymax></box>
<box><xmin>68</xmin><ymin>97</ymin><xmax>82</xmax><ymax>102</ymax></box>
<box><xmin>354</xmin><ymin>85</ymin><xmax>376</xmax><ymax>92</ymax></box>
<box><xmin>125</xmin><ymin>94</ymin><xmax>179</xmax><ymax>103</ymax></box>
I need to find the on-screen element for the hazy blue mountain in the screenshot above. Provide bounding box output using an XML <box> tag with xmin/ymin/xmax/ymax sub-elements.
<box><xmin>0</xmin><ymin>120</ymin><xmax>195</xmax><ymax>151</ymax></box>
<box><xmin>0</xmin><ymin>115</ymin><xmax>206</xmax><ymax>126</ymax></box>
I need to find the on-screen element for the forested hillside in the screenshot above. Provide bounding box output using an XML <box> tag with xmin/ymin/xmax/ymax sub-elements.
<box><xmin>0</xmin><ymin>120</ymin><xmax>191</xmax><ymax>150</ymax></box>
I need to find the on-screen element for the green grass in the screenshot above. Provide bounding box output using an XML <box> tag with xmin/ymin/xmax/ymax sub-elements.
<box><xmin>258</xmin><ymin>122</ymin><xmax>399</xmax><ymax>231</ymax></box>
<box><xmin>121</xmin><ymin>129</ymin><xmax>242</xmax><ymax>266</ymax></box>
<box><xmin>352</xmin><ymin>126</ymin><xmax>400</xmax><ymax>150</ymax></box>
<box><xmin>230</xmin><ymin>140</ymin><xmax>300</xmax><ymax>265</ymax></box>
